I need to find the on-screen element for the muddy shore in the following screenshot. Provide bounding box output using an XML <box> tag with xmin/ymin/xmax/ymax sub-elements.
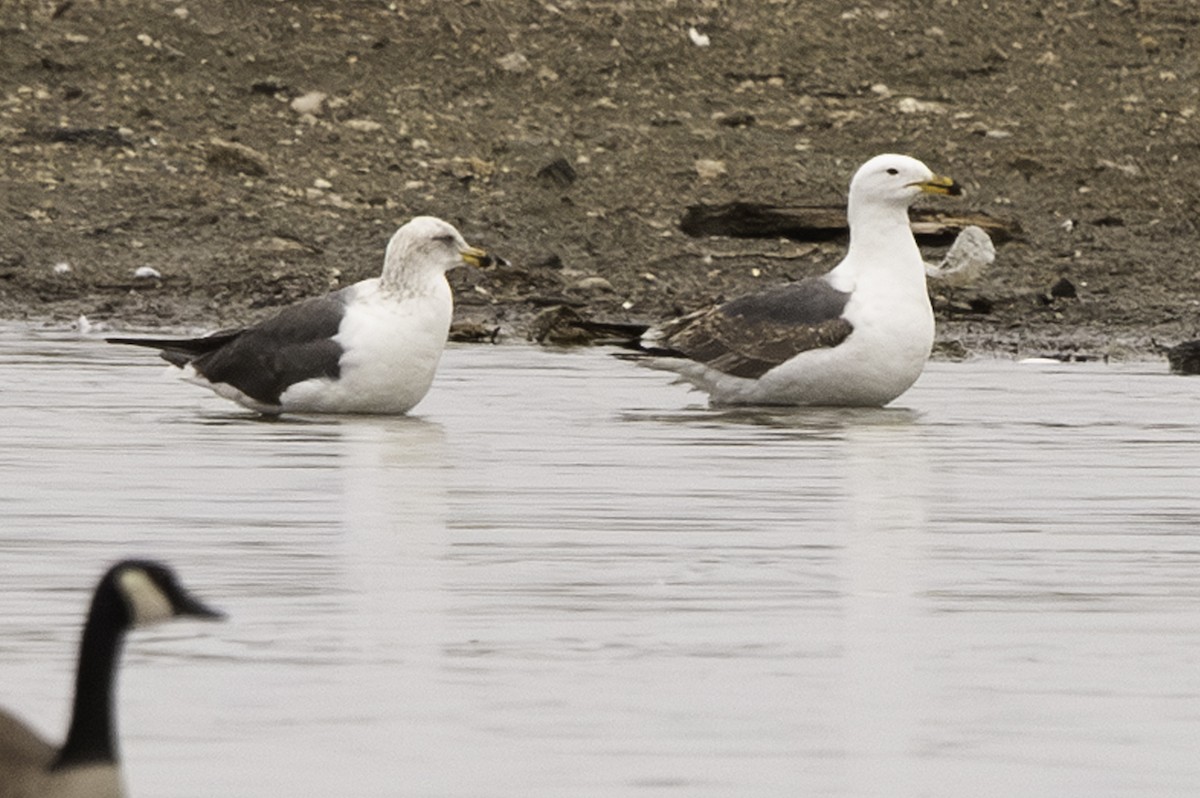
<box><xmin>2</xmin><ymin>1</ymin><xmax>1199</xmax><ymax>361</ymax></box>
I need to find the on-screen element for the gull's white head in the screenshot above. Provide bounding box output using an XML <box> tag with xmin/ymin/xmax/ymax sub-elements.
<box><xmin>847</xmin><ymin>154</ymin><xmax>961</xmax><ymax>216</ymax></box>
<box><xmin>382</xmin><ymin>216</ymin><xmax>492</xmax><ymax>290</ymax></box>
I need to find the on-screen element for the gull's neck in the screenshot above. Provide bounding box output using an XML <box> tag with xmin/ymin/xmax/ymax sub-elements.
<box><xmin>380</xmin><ymin>267</ymin><xmax>447</xmax><ymax>299</ymax></box>
<box><xmin>379</xmin><ymin>246</ymin><xmax>445</xmax><ymax>299</ymax></box>
<box><xmin>840</xmin><ymin>199</ymin><xmax>923</xmax><ymax>280</ymax></box>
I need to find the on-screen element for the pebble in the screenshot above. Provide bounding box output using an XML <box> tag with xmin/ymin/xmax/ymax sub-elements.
<box><xmin>1050</xmin><ymin>277</ymin><xmax>1077</xmax><ymax>299</ymax></box>
<box><xmin>537</xmin><ymin>157</ymin><xmax>577</xmax><ymax>187</ymax></box>
<box><xmin>343</xmin><ymin>119</ymin><xmax>383</xmax><ymax>133</ymax></box>
<box><xmin>290</xmin><ymin>91</ymin><xmax>327</xmax><ymax>115</ymax></box>
<box><xmin>572</xmin><ymin>276</ymin><xmax>615</xmax><ymax>293</ymax></box>
<box><xmin>206</xmin><ymin>138</ymin><xmax>270</xmax><ymax>176</ymax></box>
<box><xmin>897</xmin><ymin>97</ymin><xmax>947</xmax><ymax>114</ymax></box>
<box><xmin>694</xmin><ymin>159</ymin><xmax>726</xmax><ymax>180</ymax></box>
<box><xmin>496</xmin><ymin>52</ymin><xmax>530</xmax><ymax>73</ymax></box>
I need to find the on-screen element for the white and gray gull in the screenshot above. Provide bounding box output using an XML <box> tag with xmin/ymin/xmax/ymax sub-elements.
<box><xmin>107</xmin><ymin>216</ymin><xmax>497</xmax><ymax>415</ymax></box>
<box><xmin>0</xmin><ymin>560</ymin><xmax>222</xmax><ymax>798</ymax></box>
<box><xmin>633</xmin><ymin>153</ymin><xmax>962</xmax><ymax>407</ymax></box>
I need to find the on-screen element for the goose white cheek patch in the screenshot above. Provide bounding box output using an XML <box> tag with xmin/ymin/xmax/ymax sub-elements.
<box><xmin>118</xmin><ymin>568</ymin><xmax>174</xmax><ymax>626</ymax></box>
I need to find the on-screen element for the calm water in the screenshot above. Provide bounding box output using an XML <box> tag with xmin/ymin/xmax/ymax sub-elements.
<box><xmin>1</xmin><ymin>323</ymin><xmax>1198</xmax><ymax>798</ymax></box>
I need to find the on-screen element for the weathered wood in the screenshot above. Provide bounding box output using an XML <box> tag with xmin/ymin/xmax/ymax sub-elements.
<box><xmin>680</xmin><ymin>202</ymin><xmax>1021</xmax><ymax>244</ymax></box>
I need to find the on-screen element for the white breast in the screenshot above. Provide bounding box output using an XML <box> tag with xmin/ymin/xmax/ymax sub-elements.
<box><xmin>278</xmin><ymin>279</ymin><xmax>453</xmax><ymax>414</ymax></box>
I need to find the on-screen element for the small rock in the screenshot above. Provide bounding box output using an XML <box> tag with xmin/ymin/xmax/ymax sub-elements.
<box><xmin>496</xmin><ymin>52</ymin><xmax>530</xmax><ymax>73</ymax></box>
<box><xmin>537</xmin><ymin>157</ymin><xmax>577</xmax><ymax>187</ymax></box>
<box><xmin>206</xmin><ymin>138</ymin><xmax>270</xmax><ymax>176</ymax></box>
<box><xmin>572</xmin><ymin>276</ymin><xmax>615</xmax><ymax>293</ymax></box>
<box><xmin>897</xmin><ymin>97</ymin><xmax>947</xmax><ymax>114</ymax></box>
<box><xmin>133</xmin><ymin>266</ymin><xmax>162</xmax><ymax>279</ymax></box>
<box><xmin>715</xmin><ymin>110</ymin><xmax>755</xmax><ymax>128</ymax></box>
<box><xmin>1050</xmin><ymin>277</ymin><xmax>1077</xmax><ymax>299</ymax></box>
<box><xmin>529</xmin><ymin>254</ymin><xmax>564</xmax><ymax>270</ymax></box>
<box><xmin>290</xmin><ymin>91</ymin><xmax>327</xmax><ymax>115</ymax></box>
<box><xmin>967</xmin><ymin>296</ymin><xmax>995</xmax><ymax>314</ymax></box>
<box><xmin>687</xmin><ymin>27</ymin><xmax>711</xmax><ymax>47</ymax></box>
<box><xmin>52</xmin><ymin>261</ymin><xmax>72</xmax><ymax>274</ymax></box>
<box><xmin>254</xmin><ymin>236</ymin><xmax>309</xmax><ymax>253</ymax></box>
<box><xmin>250</xmin><ymin>77</ymin><xmax>288</xmax><ymax>95</ymax></box>
<box><xmin>343</xmin><ymin>118</ymin><xmax>383</xmax><ymax>133</ymax></box>
<box><xmin>694</xmin><ymin>158</ymin><xmax>727</xmax><ymax>180</ymax></box>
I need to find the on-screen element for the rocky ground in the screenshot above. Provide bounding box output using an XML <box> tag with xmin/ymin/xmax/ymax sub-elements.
<box><xmin>2</xmin><ymin>0</ymin><xmax>1199</xmax><ymax>361</ymax></box>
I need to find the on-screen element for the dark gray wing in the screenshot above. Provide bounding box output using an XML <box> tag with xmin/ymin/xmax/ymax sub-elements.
<box><xmin>658</xmin><ymin>277</ymin><xmax>853</xmax><ymax>379</ymax></box>
<box><xmin>108</xmin><ymin>289</ymin><xmax>351</xmax><ymax>406</ymax></box>
<box><xmin>188</xmin><ymin>291</ymin><xmax>350</xmax><ymax>405</ymax></box>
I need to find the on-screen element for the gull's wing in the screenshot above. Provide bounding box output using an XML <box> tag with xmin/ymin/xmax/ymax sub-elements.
<box><xmin>654</xmin><ymin>277</ymin><xmax>853</xmax><ymax>379</ymax></box>
<box><xmin>187</xmin><ymin>292</ymin><xmax>350</xmax><ymax>405</ymax></box>
<box><xmin>108</xmin><ymin>290</ymin><xmax>351</xmax><ymax>406</ymax></box>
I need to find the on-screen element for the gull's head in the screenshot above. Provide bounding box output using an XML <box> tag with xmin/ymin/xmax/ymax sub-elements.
<box><xmin>848</xmin><ymin>154</ymin><xmax>961</xmax><ymax>214</ymax></box>
<box><xmin>383</xmin><ymin>216</ymin><xmax>495</xmax><ymax>285</ymax></box>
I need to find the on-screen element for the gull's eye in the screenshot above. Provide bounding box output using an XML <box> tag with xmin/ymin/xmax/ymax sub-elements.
<box><xmin>886</xmin><ymin>168</ymin><xmax>899</xmax><ymax>175</ymax></box>
<box><xmin>433</xmin><ymin>234</ymin><xmax>454</xmax><ymax>244</ymax></box>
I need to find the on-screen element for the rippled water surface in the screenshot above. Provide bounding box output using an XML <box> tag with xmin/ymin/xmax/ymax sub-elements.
<box><xmin>2</xmin><ymin>323</ymin><xmax>1199</xmax><ymax>797</ymax></box>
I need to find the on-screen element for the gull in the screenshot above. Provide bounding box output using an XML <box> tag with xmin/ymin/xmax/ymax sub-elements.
<box><xmin>107</xmin><ymin>216</ymin><xmax>496</xmax><ymax>415</ymax></box>
<box><xmin>633</xmin><ymin>153</ymin><xmax>961</xmax><ymax>407</ymax></box>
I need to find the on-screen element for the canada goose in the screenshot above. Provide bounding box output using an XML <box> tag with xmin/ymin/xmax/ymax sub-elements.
<box><xmin>0</xmin><ymin>560</ymin><xmax>223</xmax><ymax>798</ymax></box>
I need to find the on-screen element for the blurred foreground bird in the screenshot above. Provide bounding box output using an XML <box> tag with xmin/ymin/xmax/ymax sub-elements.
<box><xmin>0</xmin><ymin>560</ymin><xmax>223</xmax><ymax>798</ymax></box>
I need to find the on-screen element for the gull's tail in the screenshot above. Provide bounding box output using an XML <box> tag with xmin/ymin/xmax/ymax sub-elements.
<box><xmin>105</xmin><ymin>330</ymin><xmax>243</xmax><ymax>368</ymax></box>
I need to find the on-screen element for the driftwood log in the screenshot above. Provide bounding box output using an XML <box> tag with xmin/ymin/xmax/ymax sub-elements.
<box><xmin>680</xmin><ymin>202</ymin><xmax>1021</xmax><ymax>245</ymax></box>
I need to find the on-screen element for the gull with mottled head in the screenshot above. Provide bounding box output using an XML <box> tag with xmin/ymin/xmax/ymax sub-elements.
<box><xmin>108</xmin><ymin>216</ymin><xmax>498</xmax><ymax>415</ymax></box>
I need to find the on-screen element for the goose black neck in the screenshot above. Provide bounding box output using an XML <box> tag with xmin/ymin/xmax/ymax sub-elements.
<box><xmin>52</xmin><ymin>586</ymin><xmax>127</xmax><ymax>769</ymax></box>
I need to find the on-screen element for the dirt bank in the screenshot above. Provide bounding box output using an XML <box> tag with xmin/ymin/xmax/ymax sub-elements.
<box><xmin>2</xmin><ymin>0</ymin><xmax>1199</xmax><ymax>360</ymax></box>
